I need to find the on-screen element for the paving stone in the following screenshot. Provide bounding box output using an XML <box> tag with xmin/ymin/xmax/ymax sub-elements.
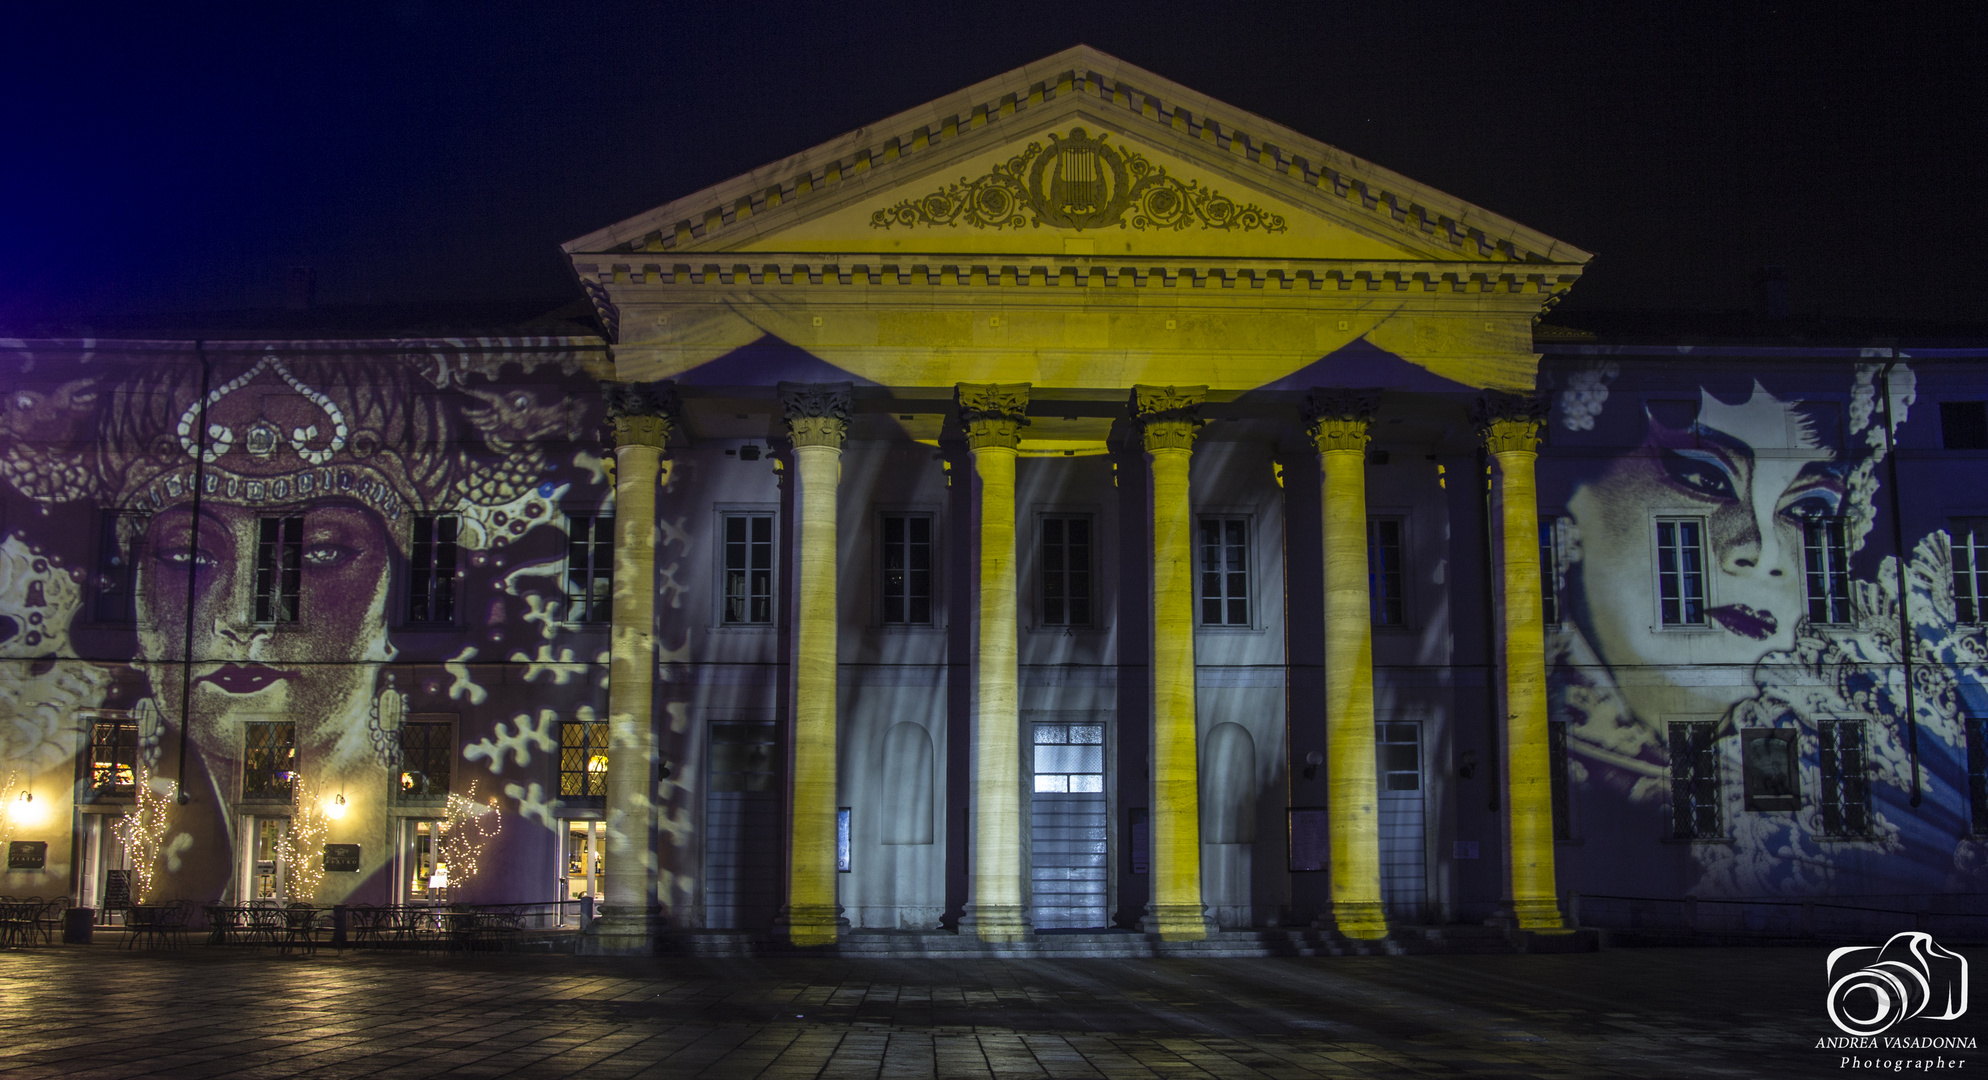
<box><xmin>2</xmin><ymin>945</ymin><xmax>1981</xmax><ymax>1077</ymax></box>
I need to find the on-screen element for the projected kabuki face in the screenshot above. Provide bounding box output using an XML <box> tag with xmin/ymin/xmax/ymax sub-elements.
<box><xmin>1566</xmin><ymin>383</ymin><xmax>1849</xmax><ymax>722</ymax></box>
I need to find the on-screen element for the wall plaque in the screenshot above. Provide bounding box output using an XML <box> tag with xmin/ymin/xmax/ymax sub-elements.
<box><xmin>323</xmin><ymin>844</ymin><xmax>362</xmax><ymax>872</ymax></box>
<box><xmin>1742</xmin><ymin>728</ymin><xmax>1801</xmax><ymax>812</ymax></box>
<box><xmin>7</xmin><ymin>840</ymin><xmax>46</xmax><ymax>870</ymax></box>
<box><xmin>1288</xmin><ymin>808</ymin><xmax>1330</xmax><ymax>872</ymax></box>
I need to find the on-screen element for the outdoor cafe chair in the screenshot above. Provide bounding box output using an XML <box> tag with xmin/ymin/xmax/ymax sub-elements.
<box><xmin>279</xmin><ymin>903</ymin><xmax>319</xmax><ymax>955</ymax></box>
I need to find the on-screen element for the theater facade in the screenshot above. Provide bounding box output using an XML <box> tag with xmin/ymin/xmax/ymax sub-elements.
<box><xmin>3</xmin><ymin>47</ymin><xmax>1983</xmax><ymax>951</ymax></box>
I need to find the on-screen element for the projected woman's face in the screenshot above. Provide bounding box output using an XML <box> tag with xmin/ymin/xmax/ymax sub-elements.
<box><xmin>1567</xmin><ymin>383</ymin><xmax>1848</xmax><ymax>720</ymax></box>
<box><xmin>135</xmin><ymin>498</ymin><xmax>393</xmax><ymax>766</ymax></box>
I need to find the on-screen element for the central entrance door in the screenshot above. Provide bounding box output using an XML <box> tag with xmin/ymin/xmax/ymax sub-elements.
<box><xmin>1030</xmin><ymin>721</ymin><xmax>1108</xmax><ymax>929</ymax></box>
<box><xmin>705</xmin><ymin>720</ymin><xmax>781</xmax><ymax>929</ymax></box>
<box><xmin>1377</xmin><ymin>720</ymin><xmax>1427</xmax><ymax>922</ymax></box>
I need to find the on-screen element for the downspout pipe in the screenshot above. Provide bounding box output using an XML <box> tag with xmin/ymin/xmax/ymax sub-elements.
<box><xmin>175</xmin><ymin>343</ymin><xmax>213</xmax><ymax>805</ymax></box>
<box><xmin>1878</xmin><ymin>358</ymin><xmax>1922</xmax><ymax>809</ymax></box>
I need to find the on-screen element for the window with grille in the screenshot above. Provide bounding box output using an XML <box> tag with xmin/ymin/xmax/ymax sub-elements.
<box><xmin>94</xmin><ymin>512</ymin><xmax>145</xmax><ymax>624</ymax></box>
<box><xmin>1818</xmin><ymin>720</ymin><xmax>1873</xmax><ymax>838</ymax></box>
<box><xmin>1953</xmin><ymin>519</ymin><xmax>1988</xmax><ymax>624</ymax></box>
<box><xmin>1656</xmin><ymin>519</ymin><xmax>1707</xmax><ymax>626</ymax></box>
<box><xmin>710</xmin><ymin>721</ymin><xmax>778</xmax><ymax>793</ymax></box>
<box><xmin>397</xmin><ymin>721</ymin><xmax>453</xmax><ymax>802</ymax></box>
<box><xmin>88</xmin><ymin>715</ymin><xmax>138</xmax><ymax>798</ymax></box>
<box><xmin>1039</xmin><ymin>516</ymin><xmax>1092</xmax><ymax>627</ymax></box>
<box><xmin>1667</xmin><ymin>721</ymin><xmax>1720</xmax><ymax>839</ymax></box>
<box><xmin>1367</xmin><ymin>518</ymin><xmax>1405</xmax><ymax>626</ymax></box>
<box><xmin>407</xmin><ymin>515</ymin><xmax>459</xmax><ymax>624</ymax></box>
<box><xmin>1803</xmin><ymin>517</ymin><xmax>1853</xmax><ymax>624</ymax></box>
<box><xmin>242</xmin><ymin>722</ymin><xmax>296</xmax><ymax>801</ymax></box>
<box><xmin>1540</xmin><ymin>519</ymin><xmax>1560</xmax><ymax>626</ymax></box>
<box><xmin>565</xmin><ymin>514</ymin><xmax>613</xmax><ymax>623</ymax></box>
<box><xmin>253</xmin><ymin>517</ymin><xmax>302</xmax><ymax>623</ymax></box>
<box><xmin>1966</xmin><ymin>715</ymin><xmax>1988</xmax><ymax>837</ymax></box>
<box><xmin>1032</xmin><ymin>723</ymin><xmax>1104</xmax><ymax>793</ymax></box>
<box><xmin>1198</xmin><ymin>516</ymin><xmax>1250</xmax><ymax>626</ymax></box>
<box><xmin>558</xmin><ymin>719</ymin><xmax>610</xmax><ymax>806</ymax></box>
<box><xmin>880</xmin><ymin>515</ymin><xmax>932</xmax><ymax>625</ymax></box>
<box><xmin>722</xmin><ymin>514</ymin><xmax>775</xmax><ymax>624</ymax></box>
<box><xmin>1548</xmin><ymin>720</ymin><xmax>1571</xmax><ymax>842</ymax></box>
<box><xmin>1376</xmin><ymin>722</ymin><xmax>1420</xmax><ymax>792</ymax></box>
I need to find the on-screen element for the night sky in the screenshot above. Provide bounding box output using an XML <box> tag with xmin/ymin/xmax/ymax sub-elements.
<box><xmin>5</xmin><ymin>1</ymin><xmax>1982</xmax><ymax>328</ymax></box>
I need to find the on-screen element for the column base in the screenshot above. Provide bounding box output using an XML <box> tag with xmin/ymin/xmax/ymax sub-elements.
<box><xmin>1314</xmin><ymin>900</ymin><xmax>1388</xmax><ymax>941</ymax></box>
<box><xmin>773</xmin><ymin>903</ymin><xmax>848</xmax><ymax>947</ymax></box>
<box><xmin>1140</xmin><ymin>903</ymin><xmax>1213</xmax><ymax>942</ymax></box>
<box><xmin>958</xmin><ymin>903</ymin><xmax>1031</xmax><ymax>943</ymax></box>
<box><xmin>1494</xmin><ymin>897</ymin><xmax>1566</xmax><ymax>932</ymax></box>
<box><xmin>579</xmin><ymin>906</ymin><xmax>665</xmax><ymax>956</ymax></box>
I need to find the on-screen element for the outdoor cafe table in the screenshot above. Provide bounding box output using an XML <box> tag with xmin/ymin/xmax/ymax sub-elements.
<box><xmin>0</xmin><ymin>901</ymin><xmax>42</xmax><ymax>947</ymax></box>
<box><xmin>204</xmin><ymin>905</ymin><xmax>248</xmax><ymax>945</ymax></box>
<box><xmin>121</xmin><ymin>905</ymin><xmax>172</xmax><ymax>949</ymax></box>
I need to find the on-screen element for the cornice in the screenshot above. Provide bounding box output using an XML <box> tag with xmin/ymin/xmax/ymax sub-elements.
<box><xmin>565</xmin><ymin>47</ymin><xmax>1591</xmax><ymax>269</ymax></box>
<box><xmin>572</xmin><ymin>255</ymin><xmax>1581</xmax><ymax>303</ymax></box>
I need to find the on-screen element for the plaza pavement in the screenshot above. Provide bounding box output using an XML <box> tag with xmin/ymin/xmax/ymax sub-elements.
<box><xmin>0</xmin><ymin>944</ymin><xmax>1978</xmax><ymax>1079</ymax></box>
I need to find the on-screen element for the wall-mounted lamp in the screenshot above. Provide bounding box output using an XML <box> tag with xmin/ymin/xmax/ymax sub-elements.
<box><xmin>326</xmin><ymin>792</ymin><xmax>348</xmax><ymax>820</ymax></box>
<box><xmin>12</xmin><ymin>788</ymin><xmax>45</xmax><ymax>826</ymax></box>
<box><xmin>1302</xmin><ymin>751</ymin><xmax>1324</xmax><ymax>780</ymax></box>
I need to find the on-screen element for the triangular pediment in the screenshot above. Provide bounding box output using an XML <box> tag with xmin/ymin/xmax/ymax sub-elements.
<box><xmin>563</xmin><ymin>46</ymin><xmax>1590</xmax><ymax>268</ymax></box>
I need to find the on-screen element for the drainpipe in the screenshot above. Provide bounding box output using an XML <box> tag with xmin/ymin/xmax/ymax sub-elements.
<box><xmin>1878</xmin><ymin>357</ymin><xmax>1922</xmax><ymax>809</ymax></box>
<box><xmin>175</xmin><ymin>343</ymin><xmax>213</xmax><ymax>805</ymax></box>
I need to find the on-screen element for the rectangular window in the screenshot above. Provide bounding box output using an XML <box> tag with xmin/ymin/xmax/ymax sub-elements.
<box><xmin>242</xmin><ymin>722</ymin><xmax>296</xmax><ymax>802</ymax></box>
<box><xmin>1376</xmin><ymin>722</ymin><xmax>1420</xmax><ymax>791</ymax></box>
<box><xmin>1548</xmin><ymin>720</ymin><xmax>1571</xmax><ymax>842</ymax></box>
<box><xmin>1667</xmin><ymin>721</ymin><xmax>1720</xmax><ymax>839</ymax></box>
<box><xmin>1818</xmin><ymin>720</ymin><xmax>1874</xmax><ymax>837</ymax></box>
<box><xmin>722</xmin><ymin>514</ymin><xmax>775</xmax><ymax>624</ymax></box>
<box><xmin>1656</xmin><ymin>519</ymin><xmax>1707</xmax><ymax>626</ymax></box>
<box><xmin>709</xmin><ymin>721</ymin><xmax>777</xmax><ymax>792</ymax></box>
<box><xmin>407</xmin><ymin>515</ymin><xmax>460</xmax><ymax>624</ymax></box>
<box><xmin>1941</xmin><ymin>401</ymin><xmax>1988</xmax><ymax>450</ymax></box>
<box><xmin>1803</xmin><ymin>517</ymin><xmax>1853</xmax><ymax>624</ymax></box>
<box><xmin>1540</xmin><ymin>519</ymin><xmax>1560</xmax><ymax>626</ymax></box>
<box><xmin>1039</xmin><ymin>516</ymin><xmax>1092</xmax><ymax>627</ymax></box>
<box><xmin>253</xmin><ymin>516</ymin><xmax>302</xmax><ymax>624</ymax></box>
<box><xmin>1032</xmin><ymin>723</ymin><xmax>1105</xmax><ymax>793</ymax></box>
<box><xmin>880</xmin><ymin>515</ymin><xmax>932</xmax><ymax>625</ymax></box>
<box><xmin>396</xmin><ymin>721</ymin><xmax>453</xmax><ymax>802</ymax></box>
<box><xmin>565</xmin><ymin>515</ymin><xmax>614</xmax><ymax>623</ymax></box>
<box><xmin>1966</xmin><ymin>715</ymin><xmax>1988</xmax><ymax>837</ymax></box>
<box><xmin>1367</xmin><ymin>518</ymin><xmax>1405</xmax><ymax>626</ymax></box>
<box><xmin>87</xmin><ymin>715</ymin><xmax>139</xmax><ymax>799</ymax></box>
<box><xmin>558</xmin><ymin>719</ymin><xmax>610</xmax><ymax>805</ymax></box>
<box><xmin>1198</xmin><ymin>516</ymin><xmax>1250</xmax><ymax>626</ymax></box>
<box><xmin>94</xmin><ymin>512</ymin><xmax>145</xmax><ymax>624</ymax></box>
<box><xmin>1954</xmin><ymin>519</ymin><xmax>1988</xmax><ymax>624</ymax></box>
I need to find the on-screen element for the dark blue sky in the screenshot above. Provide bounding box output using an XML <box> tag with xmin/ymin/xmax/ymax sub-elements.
<box><xmin>5</xmin><ymin>1</ymin><xmax>1981</xmax><ymax>325</ymax></box>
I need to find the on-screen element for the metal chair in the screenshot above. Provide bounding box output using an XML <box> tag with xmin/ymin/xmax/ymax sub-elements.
<box><xmin>280</xmin><ymin>903</ymin><xmax>319</xmax><ymax>955</ymax></box>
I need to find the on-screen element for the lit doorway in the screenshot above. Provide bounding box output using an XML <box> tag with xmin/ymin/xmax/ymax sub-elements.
<box><xmin>1377</xmin><ymin>721</ymin><xmax>1426</xmax><ymax>922</ymax></box>
<box><xmin>238</xmin><ymin>816</ymin><xmax>289</xmax><ymax>903</ymax></box>
<box><xmin>395</xmin><ymin>818</ymin><xmax>447</xmax><ymax>904</ymax></box>
<box><xmin>1031</xmin><ymin>721</ymin><xmax>1108</xmax><ymax>929</ymax></box>
<box><xmin>564</xmin><ymin>820</ymin><xmax>606</xmax><ymax>902</ymax></box>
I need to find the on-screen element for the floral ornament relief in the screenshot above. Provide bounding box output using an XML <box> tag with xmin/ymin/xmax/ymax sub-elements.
<box><xmin>871</xmin><ymin>128</ymin><xmax>1287</xmax><ymax>234</ymax></box>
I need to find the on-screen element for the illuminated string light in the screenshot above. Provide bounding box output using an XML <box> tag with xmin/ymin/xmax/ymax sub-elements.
<box><xmin>281</xmin><ymin>778</ymin><xmax>335</xmax><ymax>901</ymax></box>
<box><xmin>435</xmin><ymin>780</ymin><xmax>503</xmax><ymax>898</ymax></box>
<box><xmin>0</xmin><ymin>770</ymin><xmax>20</xmax><ymax>850</ymax></box>
<box><xmin>112</xmin><ymin>766</ymin><xmax>173</xmax><ymax>904</ymax></box>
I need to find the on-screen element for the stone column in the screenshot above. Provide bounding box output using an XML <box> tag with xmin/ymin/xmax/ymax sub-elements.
<box><xmin>1477</xmin><ymin>392</ymin><xmax>1563</xmax><ymax>930</ymax></box>
<box><xmin>955</xmin><ymin>382</ymin><xmax>1030</xmax><ymax>942</ymax></box>
<box><xmin>1304</xmin><ymin>388</ymin><xmax>1388</xmax><ymax>940</ymax></box>
<box><xmin>587</xmin><ymin>379</ymin><xmax>678</xmax><ymax>955</ymax></box>
<box><xmin>778</xmin><ymin>382</ymin><xmax>851</xmax><ymax>946</ymax></box>
<box><xmin>1131</xmin><ymin>385</ymin><xmax>1212</xmax><ymax>941</ymax></box>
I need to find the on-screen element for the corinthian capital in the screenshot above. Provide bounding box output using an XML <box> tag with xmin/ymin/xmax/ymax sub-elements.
<box><xmin>955</xmin><ymin>382</ymin><xmax>1031</xmax><ymax>450</ymax></box>
<box><xmin>1302</xmin><ymin>388</ymin><xmax>1381</xmax><ymax>453</ymax></box>
<box><xmin>1474</xmin><ymin>390</ymin><xmax>1548</xmax><ymax>454</ymax></box>
<box><xmin>602</xmin><ymin>380</ymin><xmax>681</xmax><ymax>450</ymax></box>
<box><xmin>779</xmin><ymin>381</ymin><xmax>852</xmax><ymax>450</ymax></box>
<box><xmin>1130</xmin><ymin>384</ymin><xmax>1207</xmax><ymax>453</ymax></box>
